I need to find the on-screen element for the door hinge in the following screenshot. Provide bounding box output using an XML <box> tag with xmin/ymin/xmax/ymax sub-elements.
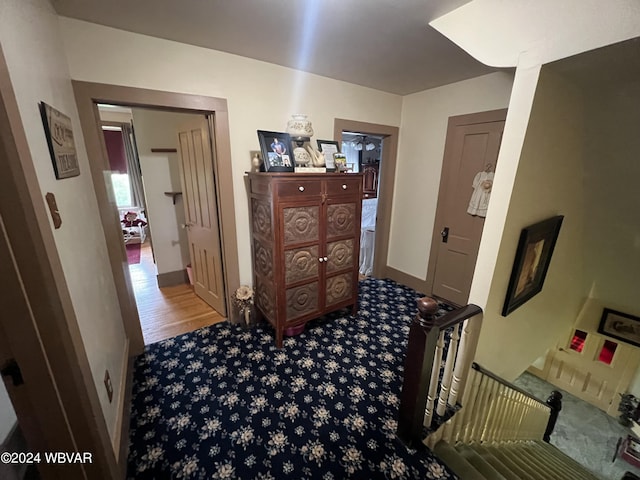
<box><xmin>1</xmin><ymin>359</ymin><xmax>24</xmax><ymax>386</ymax></box>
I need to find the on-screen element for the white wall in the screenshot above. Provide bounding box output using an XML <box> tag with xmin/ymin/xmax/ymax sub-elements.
<box><xmin>132</xmin><ymin>109</ymin><xmax>200</xmax><ymax>275</ymax></box>
<box><xmin>431</xmin><ymin>0</ymin><xmax>640</xmax><ymax>68</ymax></box>
<box><xmin>388</xmin><ymin>72</ymin><xmax>514</xmax><ymax>279</ymax></box>
<box><xmin>59</xmin><ymin>18</ymin><xmax>404</xmax><ymax>285</ymax></box>
<box><xmin>0</xmin><ymin>0</ymin><xmax>127</xmax><ymax>447</ymax></box>
<box><xmin>474</xmin><ymin>70</ymin><xmax>587</xmax><ymax>379</ymax></box>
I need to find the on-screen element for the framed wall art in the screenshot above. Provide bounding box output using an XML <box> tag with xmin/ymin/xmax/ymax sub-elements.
<box><xmin>598</xmin><ymin>308</ymin><xmax>640</xmax><ymax>347</ymax></box>
<box><xmin>39</xmin><ymin>102</ymin><xmax>80</xmax><ymax>179</ymax></box>
<box><xmin>257</xmin><ymin>130</ymin><xmax>294</xmax><ymax>172</ymax></box>
<box><xmin>502</xmin><ymin>215</ymin><xmax>564</xmax><ymax>316</ymax></box>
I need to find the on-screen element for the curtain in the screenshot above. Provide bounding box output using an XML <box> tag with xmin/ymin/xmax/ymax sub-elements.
<box><xmin>122</xmin><ymin>123</ymin><xmax>146</xmax><ymax>211</ymax></box>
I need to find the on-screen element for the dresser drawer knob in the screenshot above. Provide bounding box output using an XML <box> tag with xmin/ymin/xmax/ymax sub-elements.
<box><xmin>342</xmin><ymin>184</ymin><xmax>347</xmax><ymax>190</ymax></box>
<box><xmin>323</xmin><ymin>256</ymin><xmax>328</xmax><ymax>262</ymax></box>
<box><xmin>298</xmin><ymin>186</ymin><xmax>305</xmax><ymax>192</ymax></box>
<box><xmin>318</xmin><ymin>257</ymin><xmax>324</xmax><ymax>263</ymax></box>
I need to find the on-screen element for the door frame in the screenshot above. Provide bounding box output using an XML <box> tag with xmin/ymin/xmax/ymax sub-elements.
<box><xmin>424</xmin><ymin>109</ymin><xmax>508</xmax><ymax>298</ymax></box>
<box><xmin>72</xmin><ymin>82</ymin><xmax>241</xmax><ymax>350</ymax></box>
<box><xmin>334</xmin><ymin>119</ymin><xmax>399</xmax><ymax>279</ymax></box>
<box><xmin>0</xmin><ymin>49</ymin><xmax>119</xmax><ymax>478</ymax></box>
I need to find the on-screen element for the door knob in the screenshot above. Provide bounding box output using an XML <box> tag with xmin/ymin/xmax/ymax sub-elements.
<box><xmin>441</xmin><ymin>227</ymin><xmax>450</xmax><ymax>243</ymax></box>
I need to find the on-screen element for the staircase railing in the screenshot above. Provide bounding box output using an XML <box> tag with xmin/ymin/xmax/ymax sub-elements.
<box><xmin>427</xmin><ymin>362</ymin><xmax>562</xmax><ymax>449</ymax></box>
<box><xmin>396</xmin><ymin>297</ymin><xmax>483</xmax><ymax>447</ymax></box>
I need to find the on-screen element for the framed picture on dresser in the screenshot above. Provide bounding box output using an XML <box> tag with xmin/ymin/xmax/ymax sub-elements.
<box><xmin>257</xmin><ymin>130</ymin><xmax>294</xmax><ymax>172</ymax></box>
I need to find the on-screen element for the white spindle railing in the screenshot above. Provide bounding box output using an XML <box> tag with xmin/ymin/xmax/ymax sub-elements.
<box><xmin>397</xmin><ymin>300</ymin><xmax>483</xmax><ymax>448</ymax></box>
<box><xmin>424</xmin><ymin>331</ymin><xmax>445</xmax><ymax>426</ymax></box>
<box><xmin>436</xmin><ymin>324</ymin><xmax>460</xmax><ymax>416</ymax></box>
<box><xmin>427</xmin><ymin>364</ymin><xmax>552</xmax><ymax>449</ymax></box>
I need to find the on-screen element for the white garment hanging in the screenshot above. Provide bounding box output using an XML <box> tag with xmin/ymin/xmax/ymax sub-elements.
<box><xmin>467</xmin><ymin>171</ymin><xmax>494</xmax><ymax>217</ymax></box>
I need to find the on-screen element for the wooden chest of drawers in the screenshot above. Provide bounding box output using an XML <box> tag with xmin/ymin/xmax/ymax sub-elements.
<box><xmin>248</xmin><ymin>173</ymin><xmax>363</xmax><ymax>347</ymax></box>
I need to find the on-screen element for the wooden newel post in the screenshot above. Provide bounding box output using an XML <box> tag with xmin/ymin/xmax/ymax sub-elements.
<box><xmin>544</xmin><ymin>390</ymin><xmax>562</xmax><ymax>442</ymax></box>
<box><xmin>397</xmin><ymin>297</ymin><xmax>440</xmax><ymax>447</ymax></box>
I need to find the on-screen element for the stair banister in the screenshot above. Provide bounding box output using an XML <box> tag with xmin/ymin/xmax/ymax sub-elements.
<box><xmin>397</xmin><ymin>297</ymin><xmax>482</xmax><ymax>448</ymax></box>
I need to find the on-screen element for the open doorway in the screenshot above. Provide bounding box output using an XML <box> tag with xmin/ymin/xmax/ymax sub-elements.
<box><xmin>97</xmin><ymin>104</ymin><xmax>227</xmax><ymax>345</ymax></box>
<box><xmin>73</xmin><ymin>82</ymin><xmax>240</xmax><ymax>354</ymax></box>
<box><xmin>341</xmin><ymin>132</ymin><xmax>383</xmax><ymax>278</ymax></box>
<box><xmin>334</xmin><ymin>119</ymin><xmax>399</xmax><ymax>281</ymax></box>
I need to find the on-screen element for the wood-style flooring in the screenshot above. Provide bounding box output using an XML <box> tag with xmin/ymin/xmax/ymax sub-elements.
<box><xmin>129</xmin><ymin>243</ymin><xmax>225</xmax><ymax>345</ymax></box>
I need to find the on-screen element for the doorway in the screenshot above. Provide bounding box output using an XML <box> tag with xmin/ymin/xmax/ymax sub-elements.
<box><xmin>73</xmin><ymin>82</ymin><xmax>241</xmax><ymax>354</ymax></box>
<box><xmin>334</xmin><ymin>119</ymin><xmax>399</xmax><ymax>280</ymax></box>
<box><xmin>97</xmin><ymin>104</ymin><xmax>228</xmax><ymax>344</ymax></box>
<box><xmin>341</xmin><ymin>132</ymin><xmax>383</xmax><ymax>277</ymax></box>
<box><xmin>425</xmin><ymin>109</ymin><xmax>507</xmax><ymax>306</ymax></box>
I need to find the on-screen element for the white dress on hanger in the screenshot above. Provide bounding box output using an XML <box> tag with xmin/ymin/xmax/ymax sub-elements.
<box><xmin>467</xmin><ymin>171</ymin><xmax>494</xmax><ymax>217</ymax></box>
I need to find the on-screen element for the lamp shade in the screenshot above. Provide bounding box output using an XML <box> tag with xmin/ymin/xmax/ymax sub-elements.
<box><xmin>286</xmin><ymin>114</ymin><xmax>314</xmax><ymax>137</ymax></box>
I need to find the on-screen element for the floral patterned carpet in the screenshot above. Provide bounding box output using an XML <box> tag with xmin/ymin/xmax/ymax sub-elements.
<box><xmin>126</xmin><ymin>277</ymin><xmax>457</xmax><ymax>479</ymax></box>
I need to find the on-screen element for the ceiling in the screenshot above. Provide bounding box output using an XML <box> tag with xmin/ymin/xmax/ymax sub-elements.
<box><xmin>51</xmin><ymin>0</ymin><xmax>499</xmax><ymax>95</ymax></box>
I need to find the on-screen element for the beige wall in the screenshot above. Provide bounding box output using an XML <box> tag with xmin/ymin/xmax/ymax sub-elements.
<box><xmin>583</xmin><ymin>85</ymin><xmax>640</xmax><ymax>311</ymax></box>
<box><xmin>0</xmin><ymin>0</ymin><xmax>126</xmax><ymax>446</ymax></box>
<box><xmin>59</xmin><ymin>17</ymin><xmax>404</xmax><ymax>285</ymax></box>
<box><xmin>474</xmin><ymin>70</ymin><xmax>587</xmax><ymax>380</ymax></box>
<box><xmin>389</xmin><ymin>72</ymin><xmax>514</xmax><ymax>279</ymax></box>
<box><xmin>132</xmin><ymin>109</ymin><xmax>201</xmax><ymax>275</ymax></box>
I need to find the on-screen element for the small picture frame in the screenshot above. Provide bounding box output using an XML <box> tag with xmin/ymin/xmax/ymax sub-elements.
<box><xmin>502</xmin><ymin>215</ymin><xmax>564</xmax><ymax>316</ymax></box>
<box><xmin>598</xmin><ymin>308</ymin><xmax>640</xmax><ymax>348</ymax></box>
<box><xmin>257</xmin><ymin>130</ymin><xmax>294</xmax><ymax>172</ymax></box>
<box><xmin>317</xmin><ymin>139</ymin><xmax>340</xmax><ymax>171</ymax></box>
<box><xmin>39</xmin><ymin>102</ymin><xmax>80</xmax><ymax>179</ymax></box>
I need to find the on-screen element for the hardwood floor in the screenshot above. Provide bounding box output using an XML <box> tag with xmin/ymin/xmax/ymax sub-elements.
<box><xmin>129</xmin><ymin>243</ymin><xmax>225</xmax><ymax>345</ymax></box>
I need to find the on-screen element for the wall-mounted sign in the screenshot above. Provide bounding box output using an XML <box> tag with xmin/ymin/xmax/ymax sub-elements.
<box><xmin>39</xmin><ymin>102</ymin><xmax>80</xmax><ymax>179</ymax></box>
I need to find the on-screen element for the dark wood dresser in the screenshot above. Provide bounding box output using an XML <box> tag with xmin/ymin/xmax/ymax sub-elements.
<box><xmin>248</xmin><ymin>172</ymin><xmax>363</xmax><ymax>347</ymax></box>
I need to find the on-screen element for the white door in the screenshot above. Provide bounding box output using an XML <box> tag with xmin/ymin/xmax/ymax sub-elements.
<box><xmin>544</xmin><ymin>328</ymin><xmax>640</xmax><ymax>415</ymax></box>
<box><xmin>178</xmin><ymin>116</ymin><xmax>226</xmax><ymax>315</ymax></box>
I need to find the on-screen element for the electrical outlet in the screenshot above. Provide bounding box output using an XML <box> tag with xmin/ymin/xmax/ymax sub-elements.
<box><xmin>104</xmin><ymin>370</ymin><xmax>113</xmax><ymax>403</ymax></box>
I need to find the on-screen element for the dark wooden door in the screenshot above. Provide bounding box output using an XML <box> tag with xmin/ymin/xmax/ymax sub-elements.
<box><xmin>426</xmin><ymin>109</ymin><xmax>507</xmax><ymax>306</ymax></box>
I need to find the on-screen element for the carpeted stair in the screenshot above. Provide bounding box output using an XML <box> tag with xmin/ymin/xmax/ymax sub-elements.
<box><xmin>433</xmin><ymin>439</ymin><xmax>600</xmax><ymax>480</ymax></box>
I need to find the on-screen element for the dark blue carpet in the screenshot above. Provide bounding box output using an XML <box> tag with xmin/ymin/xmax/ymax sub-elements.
<box><xmin>127</xmin><ymin>277</ymin><xmax>457</xmax><ymax>479</ymax></box>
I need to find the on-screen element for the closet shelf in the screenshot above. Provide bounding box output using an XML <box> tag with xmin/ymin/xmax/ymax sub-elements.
<box><xmin>164</xmin><ymin>191</ymin><xmax>183</xmax><ymax>204</ymax></box>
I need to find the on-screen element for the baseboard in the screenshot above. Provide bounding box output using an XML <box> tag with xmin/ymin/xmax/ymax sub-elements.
<box><xmin>384</xmin><ymin>266</ymin><xmax>427</xmax><ymax>295</ymax></box>
<box><xmin>157</xmin><ymin>269</ymin><xmax>189</xmax><ymax>288</ymax></box>
<box><xmin>117</xmin><ymin>347</ymin><xmax>135</xmax><ymax>478</ymax></box>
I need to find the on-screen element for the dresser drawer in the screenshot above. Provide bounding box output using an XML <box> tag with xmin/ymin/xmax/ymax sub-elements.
<box><xmin>276</xmin><ymin>180</ymin><xmax>321</xmax><ymax>198</ymax></box>
<box><xmin>326</xmin><ymin>177</ymin><xmax>361</xmax><ymax>196</ymax></box>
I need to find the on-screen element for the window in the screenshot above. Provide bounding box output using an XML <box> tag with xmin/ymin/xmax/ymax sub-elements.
<box><xmin>110</xmin><ymin>173</ymin><xmax>132</xmax><ymax>207</ymax></box>
<box><xmin>598</xmin><ymin>340</ymin><xmax>617</xmax><ymax>365</ymax></box>
<box><xmin>569</xmin><ymin>329</ymin><xmax>587</xmax><ymax>353</ymax></box>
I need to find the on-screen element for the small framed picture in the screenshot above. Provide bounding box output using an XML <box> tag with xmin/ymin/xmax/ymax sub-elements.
<box><xmin>598</xmin><ymin>308</ymin><xmax>640</xmax><ymax>348</ymax></box>
<box><xmin>257</xmin><ymin>130</ymin><xmax>294</xmax><ymax>172</ymax></box>
<box><xmin>317</xmin><ymin>139</ymin><xmax>340</xmax><ymax>171</ymax></box>
<box><xmin>502</xmin><ymin>215</ymin><xmax>564</xmax><ymax>316</ymax></box>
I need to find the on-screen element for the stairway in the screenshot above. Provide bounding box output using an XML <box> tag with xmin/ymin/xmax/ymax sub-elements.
<box><xmin>434</xmin><ymin>439</ymin><xmax>600</xmax><ymax>480</ymax></box>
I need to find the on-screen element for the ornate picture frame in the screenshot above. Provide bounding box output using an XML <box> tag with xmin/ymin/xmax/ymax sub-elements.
<box><xmin>502</xmin><ymin>215</ymin><xmax>564</xmax><ymax>316</ymax></box>
<box><xmin>257</xmin><ymin>130</ymin><xmax>294</xmax><ymax>172</ymax></box>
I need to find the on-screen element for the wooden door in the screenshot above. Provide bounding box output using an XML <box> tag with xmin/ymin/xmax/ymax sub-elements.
<box><xmin>426</xmin><ymin>110</ymin><xmax>506</xmax><ymax>306</ymax></box>
<box><xmin>178</xmin><ymin>117</ymin><xmax>226</xmax><ymax>315</ymax></box>
<box><xmin>545</xmin><ymin>329</ymin><xmax>640</xmax><ymax>415</ymax></box>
